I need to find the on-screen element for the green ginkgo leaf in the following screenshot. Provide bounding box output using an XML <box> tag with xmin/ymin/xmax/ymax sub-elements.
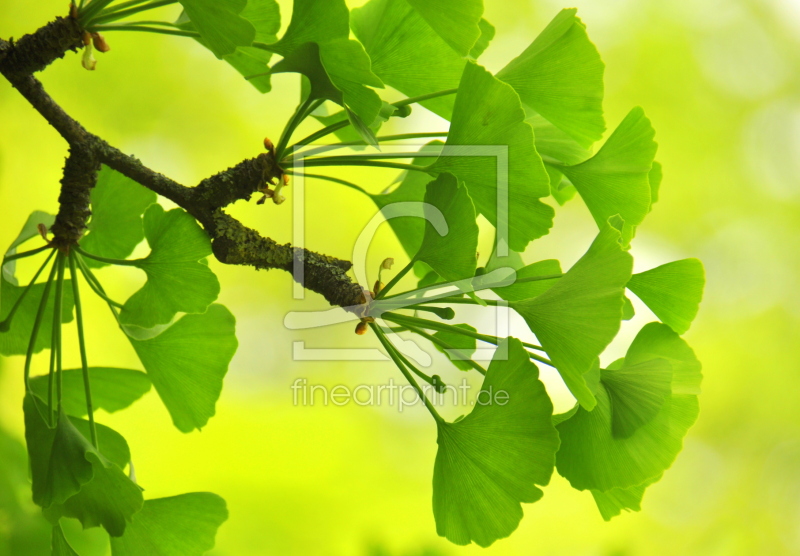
<box><xmin>601</xmin><ymin>358</ymin><xmax>672</xmax><ymax>438</ymax></box>
<box><xmin>510</xmin><ymin>219</ymin><xmax>632</xmax><ymax>410</ymax></box>
<box><xmin>30</xmin><ymin>368</ymin><xmax>151</xmax><ymax>418</ymax></box>
<box><xmin>110</xmin><ymin>492</ymin><xmax>228</xmax><ymax>556</ymax></box>
<box><xmin>492</xmin><ymin>259</ymin><xmax>562</xmax><ymax>302</ymax></box>
<box><xmin>431</xmin><ymin>324</ymin><xmax>477</xmax><ymax>371</ymax></box>
<box><xmin>627</xmin><ymin>258</ymin><xmax>705</xmax><ymax>334</ymax></box>
<box><xmin>405</xmin><ymin>0</ymin><xmax>483</xmax><ymax>56</ymax></box>
<box><xmin>80</xmin><ymin>165</ymin><xmax>156</xmax><ymax>269</ymax></box>
<box><xmin>119</xmin><ymin>205</ymin><xmax>220</xmax><ymax>329</ymax></box>
<box><xmin>370</xmin><ymin>142</ymin><xmax>443</xmax><ymax>260</ymax></box>
<box><xmin>590</xmin><ymin>478</ymin><xmax>654</xmax><ymax>521</ymax></box>
<box><xmin>433</xmin><ymin>338</ymin><xmax>559</xmax><ymax>547</ymax></box>
<box><xmin>51</xmin><ymin>524</ymin><xmax>80</xmax><ymax>556</ymax></box>
<box><xmin>178</xmin><ymin>0</ymin><xmax>256</xmax><ymax>58</ymax></box>
<box><xmin>649</xmin><ymin>161</ymin><xmax>663</xmax><ymax>206</ymax></box>
<box><xmin>271</xmin><ymin>0</ymin><xmax>384</xmax><ymax>125</ymax></box>
<box><xmin>556</xmin><ymin>322</ymin><xmax>701</xmax><ymax>491</ymax></box>
<box><xmin>2</xmin><ymin>210</ymin><xmax>53</xmax><ymax>284</ymax></box>
<box><xmin>45</xmin><ymin>449</ymin><xmax>144</xmax><ymax>537</ymax></box>
<box><xmin>351</xmin><ymin>0</ymin><xmax>492</xmax><ymax>120</ymax></box>
<box><xmin>428</xmin><ymin>62</ymin><xmax>554</xmax><ymax>251</ymax></box>
<box><xmin>413</xmin><ymin>174</ymin><xmax>478</xmax><ymax>283</ymax></box>
<box><xmin>128</xmin><ymin>304</ymin><xmax>238</xmax><ymax>433</ymax></box>
<box><xmin>527</xmin><ymin>112</ymin><xmax>592</xmax><ymax>167</ymax></box>
<box><xmin>557</xmin><ymin>107</ymin><xmax>657</xmax><ymax>242</ymax></box>
<box><xmin>497</xmin><ymin>9</ymin><xmax>605</xmax><ymax>148</ymax></box>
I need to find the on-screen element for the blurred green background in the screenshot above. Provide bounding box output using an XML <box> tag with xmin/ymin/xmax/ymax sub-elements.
<box><xmin>2</xmin><ymin>0</ymin><xmax>800</xmax><ymax>554</ymax></box>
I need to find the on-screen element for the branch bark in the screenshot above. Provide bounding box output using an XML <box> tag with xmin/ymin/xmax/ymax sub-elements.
<box><xmin>0</xmin><ymin>21</ymin><xmax>366</xmax><ymax>308</ymax></box>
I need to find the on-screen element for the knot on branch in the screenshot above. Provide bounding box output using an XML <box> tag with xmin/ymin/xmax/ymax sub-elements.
<box><xmin>0</xmin><ymin>17</ymin><xmax>83</xmax><ymax>77</ymax></box>
<box><xmin>50</xmin><ymin>145</ymin><xmax>99</xmax><ymax>248</ymax></box>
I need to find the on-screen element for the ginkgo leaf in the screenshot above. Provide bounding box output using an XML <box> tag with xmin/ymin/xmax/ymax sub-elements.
<box><xmin>627</xmin><ymin>258</ymin><xmax>705</xmax><ymax>334</ymax></box>
<box><xmin>649</xmin><ymin>161</ymin><xmax>663</xmax><ymax>207</ymax></box>
<box><xmin>556</xmin><ymin>323</ymin><xmax>701</xmax><ymax>491</ymax></box>
<box><xmin>119</xmin><ymin>205</ymin><xmax>220</xmax><ymax>329</ymax></box>
<box><xmin>352</xmin><ymin>0</ymin><xmax>490</xmax><ymax>120</ymax></box>
<box><xmin>510</xmin><ymin>219</ymin><xmax>632</xmax><ymax>410</ymax></box>
<box><xmin>179</xmin><ymin>0</ymin><xmax>256</xmax><ymax>58</ymax></box>
<box><xmin>128</xmin><ymin>304</ymin><xmax>238</xmax><ymax>433</ymax></box>
<box><xmin>405</xmin><ymin>0</ymin><xmax>483</xmax><ymax>56</ymax></box>
<box><xmin>80</xmin><ymin>165</ymin><xmax>156</xmax><ymax>269</ymax></box>
<box><xmin>428</xmin><ymin>63</ymin><xmax>554</xmax><ymax>251</ymax></box>
<box><xmin>413</xmin><ymin>174</ymin><xmax>478</xmax><ymax>283</ymax></box>
<box><xmin>431</xmin><ymin>324</ymin><xmax>477</xmax><ymax>371</ymax></box>
<box><xmin>556</xmin><ymin>107</ymin><xmax>657</xmax><ymax>242</ymax></box>
<box><xmin>110</xmin><ymin>492</ymin><xmax>228</xmax><ymax>556</ymax></box>
<box><xmin>492</xmin><ymin>259</ymin><xmax>562</xmax><ymax>302</ymax></box>
<box><xmin>526</xmin><ymin>111</ymin><xmax>591</xmax><ymax>166</ymax></box>
<box><xmin>370</xmin><ymin>142</ymin><xmax>443</xmax><ymax>260</ymax></box>
<box><xmin>45</xmin><ymin>449</ymin><xmax>144</xmax><ymax>537</ymax></box>
<box><xmin>271</xmin><ymin>0</ymin><xmax>384</xmax><ymax>125</ymax></box>
<box><xmin>433</xmin><ymin>338</ymin><xmax>559</xmax><ymax>547</ymax></box>
<box><xmin>30</xmin><ymin>368</ymin><xmax>151</xmax><ymax>418</ymax></box>
<box><xmin>497</xmin><ymin>9</ymin><xmax>605</xmax><ymax>148</ymax></box>
<box><xmin>590</xmin><ymin>478</ymin><xmax>654</xmax><ymax>521</ymax></box>
<box><xmin>2</xmin><ymin>210</ymin><xmax>53</xmax><ymax>284</ymax></box>
<box><xmin>51</xmin><ymin>524</ymin><xmax>80</xmax><ymax>556</ymax></box>
<box><xmin>601</xmin><ymin>358</ymin><xmax>672</xmax><ymax>438</ymax></box>
<box><xmin>470</xmin><ymin>18</ymin><xmax>496</xmax><ymax>59</ymax></box>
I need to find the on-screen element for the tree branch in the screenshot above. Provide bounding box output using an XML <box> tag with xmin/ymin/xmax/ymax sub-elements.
<box><xmin>0</xmin><ymin>22</ymin><xmax>366</xmax><ymax>308</ymax></box>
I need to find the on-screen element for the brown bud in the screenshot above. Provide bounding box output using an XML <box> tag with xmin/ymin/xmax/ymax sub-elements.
<box><xmin>92</xmin><ymin>33</ymin><xmax>110</xmax><ymax>53</ymax></box>
<box><xmin>381</xmin><ymin>258</ymin><xmax>394</xmax><ymax>270</ymax></box>
<box><xmin>264</xmin><ymin>137</ymin><xmax>275</xmax><ymax>153</ymax></box>
<box><xmin>282</xmin><ymin>173</ymin><xmax>290</xmax><ymax>186</ymax></box>
<box><xmin>82</xmin><ymin>31</ymin><xmax>92</xmax><ymax>46</ymax></box>
<box><xmin>36</xmin><ymin>223</ymin><xmax>49</xmax><ymax>241</ymax></box>
<box><xmin>373</xmin><ymin>280</ymin><xmax>384</xmax><ymax>296</ymax></box>
<box><xmin>355</xmin><ymin>321</ymin><xmax>368</xmax><ymax>335</ymax></box>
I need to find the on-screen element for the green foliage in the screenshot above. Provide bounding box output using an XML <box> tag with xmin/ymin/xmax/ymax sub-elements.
<box><xmin>12</xmin><ymin>0</ymin><xmax>709</xmax><ymax>549</ymax></box>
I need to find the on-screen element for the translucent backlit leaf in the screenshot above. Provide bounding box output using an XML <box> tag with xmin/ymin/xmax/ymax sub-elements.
<box><xmin>492</xmin><ymin>259</ymin><xmax>562</xmax><ymax>302</ymax></box>
<box><xmin>405</xmin><ymin>0</ymin><xmax>483</xmax><ymax>56</ymax></box>
<box><xmin>433</xmin><ymin>338</ymin><xmax>559</xmax><ymax>547</ymax></box>
<box><xmin>431</xmin><ymin>324</ymin><xmax>477</xmax><ymax>371</ymax></box>
<box><xmin>601</xmin><ymin>358</ymin><xmax>672</xmax><ymax>438</ymax></box>
<box><xmin>178</xmin><ymin>0</ymin><xmax>256</xmax><ymax>58</ymax></box>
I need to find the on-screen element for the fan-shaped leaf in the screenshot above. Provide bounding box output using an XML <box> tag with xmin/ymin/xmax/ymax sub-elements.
<box><xmin>119</xmin><ymin>205</ymin><xmax>219</xmax><ymax>329</ymax></box>
<box><xmin>110</xmin><ymin>492</ymin><xmax>228</xmax><ymax>556</ymax></box>
<box><xmin>178</xmin><ymin>0</ymin><xmax>256</xmax><ymax>58</ymax></box>
<box><xmin>128</xmin><ymin>304</ymin><xmax>238</xmax><ymax>433</ymax></box>
<box><xmin>492</xmin><ymin>259</ymin><xmax>562</xmax><ymax>302</ymax></box>
<box><xmin>590</xmin><ymin>479</ymin><xmax>654</xmax><ymax>521</ymax></box>
<box><xmin>405</xmin><ymin>0</ymin><xmax>483</xmax><ymax>56</ymax></box>
<box><xmin>497</xmin><ymin>9</ymin><xmax>605</xmax><ymax>147</ymax></box>
<box><xmin>433</xmin><ymin>337</ymin><xmax>559</xmax><ymax>547</ymax></box>
<box><xmin>80</xmin><ymin>165</ymin><xmax>156</xmax><ymax>269</ymax></box>
<box><xmin>601</xmin><ymin>358</ymin><xmax>672</xmax><ymax>438</ymax></box>
<box><xmin>556</xmin><ymin>323</ymin><xmax>701</xmax><ymax>491</ymax></box>
<box><xmin>627</xmin><ymin>258</ymin><xmax>705</xmax><ymax>334</ymax></box>
<box><xmin>428</xmin><ymin>63</ymin><xmax>553</xmax><ymax>251</ymax></box>
<box><xmin>30</xmin><ymin>368</ymin><xmax>151</xmax><ymax>418</ymax></box>
<box><xmin>510</xmin><ymin>219</ymin><xmax>632</xmax><ymax>410</ymax></box>
<box><xmin>51</xmin><ymin>524</ymin><xmax>79</xmax><ymax>556</ymax></box>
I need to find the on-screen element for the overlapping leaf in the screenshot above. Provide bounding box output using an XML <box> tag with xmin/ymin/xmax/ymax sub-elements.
<box><xmin>556</xmin><ymin>322</ymin><xmax>701</xmax><ymax>492</ymax></box>
<box><xmin>492</xmin><ymin>259</ymin><xmax>562</xmax><ymax>302</ymax></box>
<box><xmin>51</xmin><ymin>524</ymin><xmax>80</xmax><ymax>556</ymax></box>
<box><xmin>30</xmin><ymin>368</ymin><xmax>151</xmax><ymax>418</ymax></box>
<box><xmin>119</xmin><ymin>205</ymin><xmax>220</xmax><ymax>329</ymax></box>
<box><xmin>590</xmin><ymin>479</ymin><xmax>653</xmax><ymax>521</ymax></box>
<box><xmin>1</xmin><ymin>213</ymin><xmax>73</xmax><ymax>356</ymax></box>
<box><xmin>497</xmin><ymin>9</ymin><xmax>605</xmax><ymax>147</ymax></box>
<box><xmin>433</xmin><ymin>338</ymin><xmax>559</xmax><ymax>547</ymax></box>
<box><xmin>413</xmin><ymin>174</ymin><xmax>478</xmax><ymax>283</ymax></box>
<box><xmin>128</xmin><ymin>304</ymin><xmax>238</xmax><ymax>433</ymax></box>
<box><xmin>110</xmin><ymin>493</ymin><xmax>228</xmax><ymax>555</ymax></box>
<box><xmin>178</xmin><ymin>0</ymin><xmax>256</xmax><ymax>58</ymax></box>
<box><xmin>627</xmin><ymin>258</ymin><xmax>705</xmax><ymax>334</ymax></box>
<box><xmin>510</xmin><ymin>219</ymin><xmax>632</xmax><ymax>410</ymax></box>
<box><xmin>405</xmin><ymin>0</ymin><xmax>483</xmax><ymax>56</ymax></box>
<box><xmin>80</xmin><ymin>165</ymin><xmax>156</xmax><ymax>268</ymax></box>
<box><xmin>271</xmin><ymin>0</ymin><xmax>384</xmax><ymax>125</ymax></box>
<box><xmin>428</xmin><ymin>63</ymin><xmax>553</xmax><ymax>251</ymax></box>
<box><xmin>556</xmin><ymin>108</ymin><xmax>658</xmax><ymax>243</ymax></box>
<box><xmin>351</xmin><ymin>0</ymin><xmax>491</xmax><ymax>120</ymax></box>
<box><xmin>431</xmin><ymin>324</ymin><xmax>477</xmax><ymax>371</ymax></box>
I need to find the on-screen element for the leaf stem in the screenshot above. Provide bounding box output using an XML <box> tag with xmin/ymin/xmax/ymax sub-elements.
<box><xmin>289</xmin><ymin>132</ymin><xmax>448</xmax><ymax>159</ymax></box>
<box><xmin>402</xmin><ymin>323</ymin><xmax>486</xmax><ymax>375</ymax></box>
<box><xmin>87</xmin><ymin>24</ymin><xmax>200</xmax><ymax>38</ymax></box>
<box><xmin>69</xmin><ymin>253</ymin><xmax>98</xmax><ymax>448</ymax></box>
<box><xmin>283</xmin><ymin>171</ymin><xmax>369</xmax><ymax>196</ymax></box>
<box><xmin>376</xmin><ymin>259</ymin><xmax>415</xmax><ymax>300</ymax></box>
<box><xmin>391</xmin><ymin>88</ymin><xmax>458</xmax><ymax>108</ymax></box>
<box><xmin>2</xmin><ymin>244</ymin><xmax>51</xmax><ymax>265</ymax></box>
<box><xmin>288</xmin><ymin>121</ymin><xmax>351</xmax><ymax>153</ymax></box>
<box><xmin>371</xmin><ymin>323</ymin><xmax>442</xmax><ymax>423</ymax></box>
<box><xmin>23</xmin><ymin>257</ymin><xmax>59</xmax><ymax>390</ymax></box>
<box><xmin>53</xmin><ymin>254</ymin><xmax>66</xmax><ymax>416</ymax></box>
<box><xmin>275</xmin><ymin>97</ymin><xmax>321</xmax><ymax>161</ymax></box>
<box><xmin>0</xmin><ymin>249</ymin><xmax>56</xmax><ymax>332</ymax></box>
<box><xmin>79</xmin><ymin>0</ymin><xmax>118</xmax><ymax>24</ymax></box>
<box><xmin>300</xmin><ymin>158</ymin><xmax>430</xmax><ymax>173</ymax></box>
<box><xmin>379</xmin><ymin>272</ymin><xmax>563</xmax><ymax>302</ymax></box>
<box><xmin>90</xmin><ymin>0</ymin><xmax>178</xmax><ymax>25</ymax></box>
<box><xmin>75</xmin><ymin>254</ymin><xmax>122</xmax><ymax>321</ymax></box>
<box><xmin>73</xmin><ymin>245</ymin><xmax>141</xmax><ymax>266</ymax></box>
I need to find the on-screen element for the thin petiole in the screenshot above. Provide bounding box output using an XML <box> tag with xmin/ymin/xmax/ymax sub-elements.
<box><xmin>69</xmin><ymin>253</ymin><xmax>98</xmax><ymax>448</ymax></box>
<box><xmin>287</xmin><ymin>121</ymin><xmax>350</xmax><ymax>153</ymax></box>
<box><xmin>2</xmin><ymin>244</ymin><xmax>51</xmax><ymax>265</ymax></box>
<box><xmin>275</xmin><ymin>97</ymin><xmax>322</xmax><ymax>161</ymax></box>
<box><xmin>0</xmin><ymin>249</ymin><xmax>56</xmax><ymax>332</ymax></box>
<box><xmin>379</xmin><ymin>272</ymin><xmax>564</xmax><ymax>302</ymax></box>
<box><xmin>88</xmin><ymin>24</ymin><xmax>200</xmax><ymax>38</ymax></box>
<box><xmin>371</xmin><ymin>323</ymin><xmax>443</xmax><ymax>423</ymax></box>
<box><xmin>79</xmin><ymin>0</ymin><xmax>118</xmax><ymax>24</ymax></box>
<box><xmin>401</xmin><ymin>323</ymin><xmax>487</xmax><ymax>375</ymax></box>
<box><xmin>288</xmin><ymin>132</ymin><xmax>448</xmax><ymax>159</ymax></box>
<box><xmin>74</xmin><ymin>245</ymin><xmax>141</xmax><ymax>266</ymax></box>
<box><xmin>75</xmin><ymin>254</ymin><xmax>122</xmax><ymax>322</ymax></box>
<box><xmin>391</xmin><ymin>88</ymin><xmax>458</xmax><ymax>109</ymax></box>
<box><xmin>23</xmin><ymin>257</ymin><xmax>58</xmax><ymax>390</ymax></box>
<box><xmin>53</xmin><ymin>254</ymin><xmax>66</xmax><ymax>416</ymax></box>
<box><xmin>89</xmin><ymin>0</ymin><xmax>177</xmax><ymax>25</ymax></box>
<box><xmin>375</xmin><ymin>259</ymin><xmax>415</xmax><ymax>300</ymax></box>
<box><xmin>300</xmin><ymin>158</ymin><xmax>430</xmax><ymax>173</ymax></box>
<box><xmin>284</xmin><ymin>171</ymin><xmax>370</xmax><ymax>196</ymax></box>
